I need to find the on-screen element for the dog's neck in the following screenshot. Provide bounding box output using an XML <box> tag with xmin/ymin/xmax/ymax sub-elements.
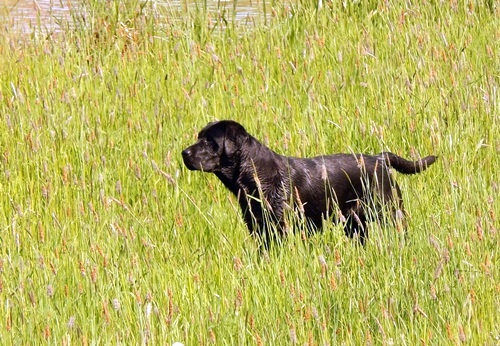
<box><xmin>216</xmin><ymin>137</ymin><xmax>285</xmax><ymax>198</ymax></box>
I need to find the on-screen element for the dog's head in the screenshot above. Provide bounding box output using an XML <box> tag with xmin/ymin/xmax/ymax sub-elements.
<box><xmin>182</xmin><ymin>120</ymin><xmax>248</xmax><ymax>172</ymax></box>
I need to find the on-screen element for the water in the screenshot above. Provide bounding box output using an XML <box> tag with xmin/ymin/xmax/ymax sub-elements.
<box><xmin>0</xmin><ymin>0</ymin><xmax>269</xmax><ymax>34</ymax></box>
<box><xmin>165</xmin><ymin>0</ymin><xmax>269</xmax><ymax>23</ymax></box>
<box><xmin>1</xmin><ymin>0</ymin><xmax>75</xmax><ymax>33</ymax></box>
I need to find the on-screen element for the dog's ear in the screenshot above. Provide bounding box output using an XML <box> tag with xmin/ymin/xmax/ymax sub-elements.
<box><xmin>223</xmin><ymin>121</ymin><xmax>248</xmax><ymax>157</ymax></box>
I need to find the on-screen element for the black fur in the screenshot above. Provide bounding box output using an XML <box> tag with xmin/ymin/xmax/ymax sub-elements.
<box><xmin>182</xmin><ymin>120</ymin><xmax>436</xmax><ymax>246</ymax></box>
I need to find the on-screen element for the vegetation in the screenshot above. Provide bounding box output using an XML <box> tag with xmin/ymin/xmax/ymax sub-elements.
<box><xmin>0</xmin><ymin>0</ymin><xmax>498</xmax><ymax>344</ymax></box>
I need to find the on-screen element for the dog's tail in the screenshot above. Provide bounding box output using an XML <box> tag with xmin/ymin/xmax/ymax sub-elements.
<box><xmin>382</xmin><ymin>152</ymin><xmax>437</xmax><ymax>174</ymax></box>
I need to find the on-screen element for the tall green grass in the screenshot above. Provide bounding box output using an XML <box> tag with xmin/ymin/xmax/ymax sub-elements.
<box><xmin>0</xmin><ymin>0</ymin><xmax>498</xmax><ymax>344</ymax></box>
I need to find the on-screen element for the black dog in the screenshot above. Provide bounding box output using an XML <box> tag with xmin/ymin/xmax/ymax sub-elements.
<box><xmin>182</xmin><ymin>120</ymin><xmax>436</xmax><ymax>246</ymax></box>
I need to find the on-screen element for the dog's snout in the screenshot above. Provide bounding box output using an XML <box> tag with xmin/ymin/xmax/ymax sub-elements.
<box><xmin>181</xmin><ymin>148</ymin><xmax>191</xmax><ymax>158</ymax></box>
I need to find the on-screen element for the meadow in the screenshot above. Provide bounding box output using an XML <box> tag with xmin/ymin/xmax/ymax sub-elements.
<box><xmin>0</xmin><ymin>0</ymin><xmax>498</xmax><ymax>344</ymax></box>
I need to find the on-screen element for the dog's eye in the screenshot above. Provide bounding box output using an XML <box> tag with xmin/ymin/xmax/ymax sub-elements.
<box><xmin>203</xmin><ymin>138</ymin><xmax>219</xmax><ymax>151</ymax></box>
<box><xmin>210</xmin><ymin>141</ymin><xmax>219</xmax><ymax>151</ymax></box>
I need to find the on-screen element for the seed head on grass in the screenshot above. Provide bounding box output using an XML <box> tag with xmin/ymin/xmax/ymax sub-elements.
<box><xmin>318</xmin><ymin>255</ymin><xmax>327</xmax><ymax>277</ymax></box>
<box><xmin>329</xmin><ymin>273</ymin><xmax>337</xmax><ymax>291</ymax></box>
<box><xmin>234</xmin><ymin>288</ymin><xmax>243</xmax><ymax>311</ymax></box>
<box><xmin>464</xmin><ymin>242</ymin><xmax>472</xmax><ymax>257</ymax></box>
<box><xmin>289</xmin><ymin>327</ymin><xmax>297</xmax><ymax>344</ymax></box>
<box><xmin>458</xmin><ymin>325</ymin><xmax>466</xmax><ymax>343</ymax></box>
<box><xmin>90</xmin><ymin>265</ymin><xmax>98</xmax><ymax>284</ymax></box>
<box><xmin>67</xmin><ymin>316</ymin><xmax>75</xmax><ymax>329</ymax></box>
<box><xmin>279</xmin><ymin>270</ymin><xmax>286</xmax><ymax>286</ymax></box>
<box><xmin>233</xmin><ymin>256</ymin><xmax>243</xmax><ymax>272</ymax></box>
<box><xmin>447</xmin><ymin>234</ymin><xmax>454</xmax><ymax>249</ymax></box>
<box><xmin>79</xmin><ymin>261</ymin><xmax>86</xmax><ymax>277</ymax></box>
<box><xmin>334</xmin><ymin>250</ymin><xmax>341</xmax><ymax>266</ymax></box>
<box><xmin>47</xmin><ymin>284</ymin><xmax>54</xmax><ymax>298</ymax></box>
<box><xmin>475</xmin><ymin>217</ymin><xmax>484</xmax><ymax>241</ymax></box>
<box><xmin>481</xmin><ymin>255</ymin><xmax>491</xmax><ymax>275</ymax></box>
<box><xmin>429</xmin><ymin>284</ymin><xmax>437</xmax><ymax>300</ymax></box>
<box><xmin>103</xmin><ymin>301</ymin><xmax>111</xmax><ymax>324</ymax></box>
<box><xmin>433</xmin><ymin>250</ymin><xmax>449</xmax><ymax>281</ymax></box>
<box><xmin>112</xmin><ymin>299</ymin><xmax>121</xmax><ymax>311</ymax></box>
<box><xmin>208</xmin><ymin>329</ymin><xmax>216</xmax><ymax>344</ymax></box>
<box><xmin>43</xmin><ymin>325</ymin><xmax>51</xmax><ymax>340</ymax></box>
<box><xmin>145</xmin><ymin>302</ymin><xmax>152</xmax><ymax>319</ymax></box>
<box><xmin>413</xmin><ymin>298</ymin><xmax>428</xmax><ymax>319</ymax></box>
<box><xmin>254</xmin><ymin>333</ymin><xmax>263</xmax><ymax>346</ymax></box>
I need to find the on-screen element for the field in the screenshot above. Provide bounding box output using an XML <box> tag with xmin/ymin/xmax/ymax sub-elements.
<box><xmin>0</xmin><ymin>0</ymin><xmax>498</xmax><ymax>344</ymax></box>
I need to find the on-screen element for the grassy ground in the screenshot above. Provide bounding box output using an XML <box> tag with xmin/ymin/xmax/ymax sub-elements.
<box><xmin>0</xmin><ymin>0</ymin><xmax>498</xmax><ymax>344</ymax></box>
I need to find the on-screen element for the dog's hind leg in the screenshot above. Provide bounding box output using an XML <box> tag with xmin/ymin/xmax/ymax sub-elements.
<box><xmin>344</xmin><ymin>209</ymin><xmax>368</xmax><ymax>245</ymax></box>
<box><xmin>383</xmin><ymin>183</ymin><xmax>408</xmax><ymax>237</ymax></box>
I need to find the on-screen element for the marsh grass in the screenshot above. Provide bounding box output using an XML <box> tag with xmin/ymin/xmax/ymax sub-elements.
<box><xmin>0</xmin><ymin>0</ymin><xmax>498</xmax><ymax>344</ymax></box>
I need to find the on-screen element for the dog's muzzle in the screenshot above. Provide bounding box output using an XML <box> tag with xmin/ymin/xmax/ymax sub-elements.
<box><xmin>181</xmin><ymin>148</ymin><xmax>197</xmax><ymax>170</ymax></box>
